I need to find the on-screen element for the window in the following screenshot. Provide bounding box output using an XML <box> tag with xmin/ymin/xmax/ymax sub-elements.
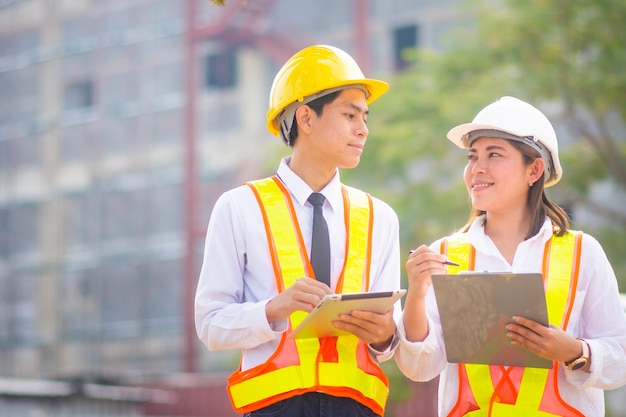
<box><xmin>60</xmin><ymin>124</ymin><xmax>91</xmax><ymax>163</ymax></box>
<box><xmin>60</xmin><ymin>267</ymin><xmax>98</xmax><ymax>338</ymax></box>
<box><xmin>98</xmin><ymin>257</ymin><xmax>181</xmax><ymax>338</ymax></box>
<box><xmin>0</xmin><ymin>270</ymin><xmax>39</xmax><ymax>346</ymax></box>
<box><xmin>151</xmin><ymin>108</ymin><xmax>182</xmax><ymax>146</ymax></box>
<box><xmin>205</xmin><ymin>50</ymin><xmax>236</xmax><ymax>89</ymax></box>
<box><xmin>63</xmin><ymin>192</ymin><xmax>98</xmax><ymax>250</ymax></box>
<box><xmin>146</xmin><ymin>183</ymin><xmax>182</xmax><ymax>235</ymax></box>
<box><xmin>64</xmin><ymin>80</ymin><xmax>94</xmax><ymax>110</ymax></box>
<box><xmin>393</xmin><ymin>24</ymin><xmax>419</xmax><ymax>71</ymax></box>
<box><xmin>99</xmin><ymin>258</ymin><xmax>142</xmax><ymax>338</ymax></box>
<box><xmin>100</xmin><ymin>188</ymin><xmax>144</xmax><ymax>241</ymax></box>
<box><xmin>61</xmin><ymin>257</ymin><xmax>182</xmax><ymax>339</ymax></box>
<box><xmin>4</xmin><ymin>202</ymin><xmax>39</xmax><ymax>257</ymax></box>
<box><xmin>144</xmin><ymin>258</ymin><xmax>182</xmax><ymax>335</ymax></box>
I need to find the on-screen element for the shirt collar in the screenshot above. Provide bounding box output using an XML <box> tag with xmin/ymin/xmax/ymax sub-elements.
<box><xmin>276</xmin><ymin>156</ymin><xmax>342</xmax><ymax>212</ymax></box>
<box><xmin>466</xmin><ymin>215</ymin><xmax>555</xmax><ymax>247</ymax></box>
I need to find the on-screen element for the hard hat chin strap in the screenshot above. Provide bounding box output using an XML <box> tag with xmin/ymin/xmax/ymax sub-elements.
<box><xmin>277</xmin><ymin>84</ymin><xmax>368</xmax><ymax>145</ymax></box>
<box><xmin>463</xmin><ymin>129</ymin><xmax>556</xmax><ymax>184</ymax></box>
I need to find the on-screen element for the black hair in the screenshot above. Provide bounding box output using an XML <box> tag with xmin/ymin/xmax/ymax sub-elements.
<box><xmin>287</xmin><ymin>91</ymin><xmax>341</xmax><ymax>146</ymax></box>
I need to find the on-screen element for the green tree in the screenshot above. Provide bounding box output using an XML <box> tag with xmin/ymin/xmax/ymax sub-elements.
<box><xmin>343</xmin><ymin>2</ymin><xmax>626</xmax><ymax>413</ymax></box>
<box><xmin>346</xmin><ymin>0</ymin><xmax>626</xmax><ymax>292</ymax></box>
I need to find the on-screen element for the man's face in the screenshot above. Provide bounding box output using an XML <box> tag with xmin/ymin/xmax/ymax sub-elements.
<box><xmin>305</xmin><ymin>88</ymin><xmax>369</xmax><ymax>170</ymax></box>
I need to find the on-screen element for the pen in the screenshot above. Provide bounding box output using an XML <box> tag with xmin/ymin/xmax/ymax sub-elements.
<box><xmin>408</xmin><ymin>250</ymin><xmax>460</xmax><ymax>267</ymax></box>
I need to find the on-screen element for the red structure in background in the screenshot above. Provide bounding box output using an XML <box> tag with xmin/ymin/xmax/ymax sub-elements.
<box><xmin>182</xmin><ymin>0</ymin><xmax>295</xmax><ymax>376</ymax></box>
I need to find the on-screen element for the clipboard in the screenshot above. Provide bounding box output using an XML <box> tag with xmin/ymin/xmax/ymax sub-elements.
<box><xmin>431</xmin><ymin>272</ymin><xmax>552</xmax><ymax>369</ymax></box>
<box><xmin>288</xmin><ymin>289</ymin><xmax>406</xmax><ymax>339</ymax></box>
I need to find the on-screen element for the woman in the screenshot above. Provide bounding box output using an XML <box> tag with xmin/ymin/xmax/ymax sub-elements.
<box><xmin>395</xmin><ymin>96</ymin><xmax>626</xmax><ymax>416</ymax></box>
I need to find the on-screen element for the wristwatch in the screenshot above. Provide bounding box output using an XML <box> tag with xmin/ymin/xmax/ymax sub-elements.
<box><xmin>564</xmin><ymin>338</ymin><xmax>589</xmax><ymax>371</ymax></box>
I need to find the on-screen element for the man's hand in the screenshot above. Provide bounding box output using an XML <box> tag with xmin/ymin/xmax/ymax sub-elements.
<box><xmin>333</xmin><ymin>307</ymin><xmax>397</xmax><ymax>348</ymax></box>
<box><xmin>265</xmin><ymin>277</ymin><xmax>333</xmax><ymax>323</ymax></box>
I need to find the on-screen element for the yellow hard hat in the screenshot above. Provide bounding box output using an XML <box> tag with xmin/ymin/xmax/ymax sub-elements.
<box><xmin>266</xmin><ymin>45</ymin><xmax>389</xmax><ymax>142</ymax></box>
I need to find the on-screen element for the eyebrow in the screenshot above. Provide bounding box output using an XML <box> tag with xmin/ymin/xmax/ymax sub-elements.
<box><xmin>347</xmin><ymin>102</ymin><xmax>369</xmax><ymax>116</ymax></box>
<box><xmin>469</xmin><ymin>144</ymin><xmax>508</xmax><ymax>152</ymax></box>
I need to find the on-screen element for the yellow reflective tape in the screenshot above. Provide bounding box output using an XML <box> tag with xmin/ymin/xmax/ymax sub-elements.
<box><xmin>544</xmin><ymin>232</ymin><xmax>575</xmax><ymax>327</ymax></box>
<box><xmin>336</xmin><ymin>333</ymin><xmax>360</xmax><ymax>365</ymax></box>
<box><xmin>342</xmin><ymin>185</ymin><xmax>370</xmax><ymax>293</ymax></box>
<box><xmin>515</xmin><ymin>232</ymin><xmax>576</xmax><ymax>410</ymax></box>
<box><xmin>446</xmin><ymin>232</ymin><xmax>577</xmax><ymax>413</ymax></box>
<box><xmin>229</xmin><ymin>365</ymin><xmax>313</xmax><ymax>409</ymax></box>
<box><xmin>317</xmin><ymin>362</ymin><xmax>388</xmax><ymax>409</ymax></box>
<box><xmin>445</xmin><ymin>234</ymin><xmax>471</xmax><ymax>274</ymax></box>
<box><xmin>251</xmin><ymin>178</ymin><xmax>306</xmax><ymax>290</ymax></box>
<box><xmin>492</xmin><ymin>402</ymin><xmax>559</xmax><ymax>417</ymax></box>
<box><xmin>515</xmin><ymin>367</ymin><xmax>550</xmax><ymax>410</ymax></box>
<box><xmin>236</xmin><ymin>179</ymin><xmax>384</xmax><ymax>413</ymax></box>
<box><xmin>465</xmin><ymin>364</ymin><xmax>494</xmax><ymax>410</ymax></box>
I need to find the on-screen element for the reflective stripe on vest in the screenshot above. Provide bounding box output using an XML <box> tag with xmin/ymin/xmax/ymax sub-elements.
<box><xmin>442</xmin><ymin>231</ymin><xmax>584</xmax><ymax>417</ymax></box>
<box><xmin>226</xmin><ymin>176</ymin><xmax>388</xmax><ymax>415</ymax></box>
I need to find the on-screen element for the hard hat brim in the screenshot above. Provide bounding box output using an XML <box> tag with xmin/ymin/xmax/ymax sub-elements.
<box><xmin>267</xmin><ymin>78</ymin><xmax>389</xmax><ymax>136</ymax></box>
<box><xmin>447</xmin><ymin>122</ymin><xmax>563</xmax><ymax>187</ymax></box>
<box><xmin>447</xmin><ymin>122</ymin><xmax>525</xmax><ymax>149</ymax></box>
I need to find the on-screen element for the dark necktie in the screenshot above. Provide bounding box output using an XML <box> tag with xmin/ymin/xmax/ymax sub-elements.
<box><xmin>308</xmin><ymin>193</ymin><xmax>330</xmax><ymax>286</ymax></box>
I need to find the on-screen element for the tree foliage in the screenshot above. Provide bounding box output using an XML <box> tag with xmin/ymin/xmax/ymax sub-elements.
<box><xmin>344</xmin><ymin>0</ymin><xmax>626</xmax><ymax>290</ymax></box>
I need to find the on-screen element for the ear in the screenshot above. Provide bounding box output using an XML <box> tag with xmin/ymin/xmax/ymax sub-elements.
<box><xmin>529</xmin><ymin>157</ymin><xmax>546</xmax><ymax>184</ymax></box>
<box><xmin>295</xmin><ymin>105</ymin><xmax>313</xmax><ymax>134</ymax></box>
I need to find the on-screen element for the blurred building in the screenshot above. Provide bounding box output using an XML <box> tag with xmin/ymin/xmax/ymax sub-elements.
<box><xmin>0</xmin><ymin>0</ymin><xmax>463</xmax><ymax>415</ymax></box>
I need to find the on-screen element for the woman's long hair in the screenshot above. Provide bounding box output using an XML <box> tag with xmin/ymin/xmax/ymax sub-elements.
<box><xmin>460</xmin><ymin>141</ymin><xmax>570</xmax><ymax>238</ymax></box>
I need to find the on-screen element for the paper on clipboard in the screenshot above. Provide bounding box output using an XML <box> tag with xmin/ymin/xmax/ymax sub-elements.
<box><xmin>288</xmin><ymin>289</ymin><xmax>406</xmax><ymax>339</ymax></box>
<box><xmin>431</xmin><ymin>272</ymin><xmax>552</xmax><ymax>369</ymax></box>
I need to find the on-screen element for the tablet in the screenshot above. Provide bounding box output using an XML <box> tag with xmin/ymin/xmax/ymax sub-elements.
<box><xmin>432</xmin><ymin>272</ymin><xmax>552</xmax><ymax>369</ymax></box>
<box><xmin>288</xmin><ymin>289</ymin><xmax>406</xmax><ymax>339</ymax></box>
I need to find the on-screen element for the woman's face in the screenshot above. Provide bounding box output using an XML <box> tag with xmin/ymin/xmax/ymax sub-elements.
<box><xmin>463</xmin><ymin>137</ymin><xmax>536</xmax><ymax>214</ymax></box>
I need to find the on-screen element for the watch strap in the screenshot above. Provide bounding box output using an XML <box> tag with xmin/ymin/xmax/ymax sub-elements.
<box><xmin>564</xmin><ymin>338</ymin><xmax>589</xmax><ymax>371</ymax></box>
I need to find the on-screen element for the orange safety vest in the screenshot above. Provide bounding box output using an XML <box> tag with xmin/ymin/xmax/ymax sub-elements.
<box><xmin>226</xmin><ymin>176</ymin><xmax>389</xmax><ymax>415</ymax></box>
<box><xmin>440</xmin><ymin>231</ymin><xmax>584</xmax><ymax>417</ymax></box>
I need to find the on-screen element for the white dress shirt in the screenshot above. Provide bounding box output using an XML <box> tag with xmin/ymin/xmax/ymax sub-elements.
<box><xmin>195</xmin><ymin>157</ymin><xmax>401</xmax><ymax>371</ymax></box>
<box><xmin>395</xmin><ymin>216</ymin><xmax>626</xmax><ymax>417</ymax></box>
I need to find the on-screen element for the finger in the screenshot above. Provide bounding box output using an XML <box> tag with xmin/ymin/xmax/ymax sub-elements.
<box><xmin>512</xmin><ymin>316</ymin><xmax>547</xmax><ymax>335</ymax></box>
<box><xmin>408</xmin><ymin>244</ymin><xmax>431</xmax><ymax>256</ymax></box>
<box><xmin>506</xmin><ymin>322</ymin><xmax>541</xmax><ymax>341</ymax></box>
<box><xmin>280</xmin><ymin>288</ymin><xmax>324</xmax><ymax>311</ymax></box>
<box><xmin>408</xmin><ymin>246</ymin><xmax>449</xmax><ymax>265</ymax></box>
<box><xmin>338</xmin><ymin>310</ymin><xmax>395</xmax><ymax>335</ymax></box>
<box><xmin>347</xmin><ymin>308</ymin><xmax>390</xmax><ymax>321</ymax></box>
<box><xmin>408</xmin><ymin>262</ymin><xmax>445</xmax><ymax>278</ymax></box>
<box><xmin>333</xmin><ymin>319</ymin><xmax>386</xmax><ymax>344</ymax></box>
<box><xmin>292</xmin><ymin>281</ymin><xmax>334</xmax><ymax>301</ymax></box>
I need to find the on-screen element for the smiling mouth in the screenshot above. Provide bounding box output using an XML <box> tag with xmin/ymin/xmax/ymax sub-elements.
<box><xmin>472</xmin><ymin>183</ymin><xmax>493</xmax><ymax>190</ymax></box>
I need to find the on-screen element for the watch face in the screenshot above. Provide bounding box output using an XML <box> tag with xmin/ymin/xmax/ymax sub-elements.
<box><xmin>570</xmin><ymin>359</ymin><xmax>587</xmax><ymax>370</ymax></box>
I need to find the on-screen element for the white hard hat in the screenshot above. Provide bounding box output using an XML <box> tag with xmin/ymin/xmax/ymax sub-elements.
<box><xmin>447</xmin><ymin>96</ymin><xmax>562</xmax><ymax>187</ymax></box>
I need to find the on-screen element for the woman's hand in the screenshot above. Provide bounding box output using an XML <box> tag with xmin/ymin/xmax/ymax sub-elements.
<box><xmin>406</xmin><ymin>245</ymin><xmax>449</xmax><ymax>298</ymax></box>
<box><xmin>506</xmin><ymin>316</ymin><xmax>587</xmax><ymax>368</ymax></box>
<box><xmin>403</xmin><ymin>245</ymin><xmax>451</xmax><ymax>342</ymax></box>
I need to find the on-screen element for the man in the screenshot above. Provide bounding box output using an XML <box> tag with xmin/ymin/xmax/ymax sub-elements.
<box><xmin>195</xmin><ymin>45</ymin><xmax>401</xmax><ymax>417</ymax></box>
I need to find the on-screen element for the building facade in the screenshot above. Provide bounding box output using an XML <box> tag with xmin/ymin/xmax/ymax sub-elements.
<box><xmin>0</xmin><ymin>0</ymin><xmax>462</xmax><ymax>415</ymax></box>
